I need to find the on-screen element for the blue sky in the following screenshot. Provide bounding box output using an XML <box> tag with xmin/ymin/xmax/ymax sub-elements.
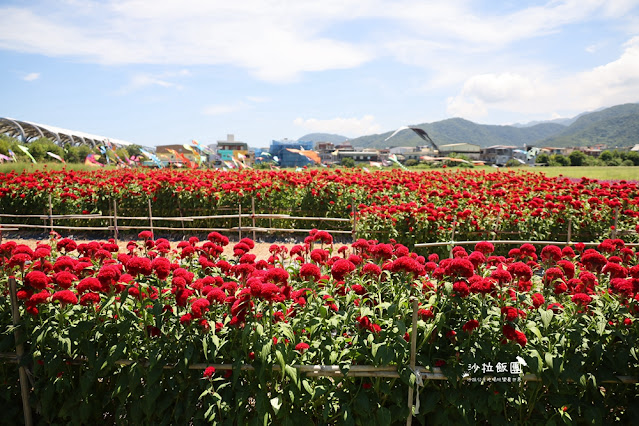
<box><xmin>1</xmin><ymin>0</ymin><xmax>638</xmax><ymax>148</ymax></box>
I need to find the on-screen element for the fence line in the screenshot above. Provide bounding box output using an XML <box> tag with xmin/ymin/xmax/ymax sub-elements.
<box><xmin>1</xmin><ymin>197</ymin><xmax>357</xmax><ymax>240</ymax></box>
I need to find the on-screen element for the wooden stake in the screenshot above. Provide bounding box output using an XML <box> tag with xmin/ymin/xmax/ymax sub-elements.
<box><xmin>48</xmin><ymin>193</ymin><xmax>53</xmax><ymax>233</ymax></box>
<box><xmin>148</xmin><ymin>198</ymin><xmax>154</xmax><ymax>240</ymax></box>
<box><xmin>8</xmin><ymin>277</ymin><xmax>33</xmax><ymax>426</ymax></box>
<box><xmin>112</xmin><ymin>200</ymin><xmax>119</xmax><ymax>244</ymax></box>
<box><xmin>449</xmin><ymin>223</ymin><xmax>456</xmax><ymax>259</ymax></box>
<box><xmin>352</xmin><ymin>199</ymin><xmax>357</xmax><ymax>243</ymax></box>
<box><xmin>406</xmin><ymin>298</ymin><xmax>419</xmax><ymax>426</ymax></box>
<box><xmin>238</xmin><ymin>203</ymin><xmax>242</xmax><ymax>240</ymax></box>
<box><xmin>251</xmin><ymin>197</ymin><xmax>256</xmax><ymax>241</ymax></box>
<box><xmin>566</xmin><ymin>218</ymin><xmax>572</xmax><ymax>244</ymax></box>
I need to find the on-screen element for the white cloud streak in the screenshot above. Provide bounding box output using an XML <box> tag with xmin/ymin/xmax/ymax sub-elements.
<box><xmin>22</xmin><ymin>72</ymin><xmax>40</xmax><ymax>81</ymax></box>
<box><xmin>447</xmin><ymin>36</ymin><xmax>639</xmax><ymax>121</ymax></box>
<box><xmin>1</xmin><ymin>1</ymin><xmax>637</xmax><ymax>83</ymax></box>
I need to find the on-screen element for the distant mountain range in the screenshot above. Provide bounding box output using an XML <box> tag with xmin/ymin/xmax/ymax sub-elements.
<box><xmin>299</xmin><ymin>103</ymin><xmax>639</xmax><ymax>149</ymax></box>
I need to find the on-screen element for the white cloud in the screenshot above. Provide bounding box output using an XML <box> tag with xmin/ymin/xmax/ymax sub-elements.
<box><xmin>293</xmin><ymin>115</ymin><xmax>382</xmax><ymax>137</ymax></box>
<box><xmin>0</xmin><ymin>2</ymin><xmax>373</xmax><ymax>82</ymax></box>
<box><xmin>447</xmin><ymin>36</ymin><xmax>639</xmax><ymax>121</ymax></box>
<box><xmin>22</xmin><ymin>72</ymin><xmax>40</xmax><ymax>81</ymax></box>
<box><xmin>117</xmin><ymin>69</ymin><xmax>190</xmax><ymax>94</ymax></box>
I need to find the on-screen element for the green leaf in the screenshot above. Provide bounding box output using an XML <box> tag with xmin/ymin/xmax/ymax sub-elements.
<box><xmin>376</xmin><ymin>407</ymin><xmax>392</xmax><ymax>425</ymax></box>
<box><xmin>540</xmin><ymin>309</ymin><xmax>553</xmax><ymax>328</ymax></box>
<box><xmin>526</xmin><ymin>323</ymin><xmax>543</xmax><ymax>341</ymax></box>
<box><xmin>545</xmin><ymin>353</ymin><xmax>554</xmax><ymax>370</ymax></box>
<box><xmin>302</xmin><ymin>379</ymin><xmax>314</xmax><ymax>398</ymax></box>
<box><xmin>285</xmin><ymin>365</ymin><xmax>299</xmax><ymax>389</ymax></box>
<box><xmin>276</xmin><ymin>349</ymin><xmax>286</xmax><ymax>372</ymax></box>
<box><xmin>270</xmin><ymin>396</ymin><xmax>282</xmax><ymax>415</ymax></box>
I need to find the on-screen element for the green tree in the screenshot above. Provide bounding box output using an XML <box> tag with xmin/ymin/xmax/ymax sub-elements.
<box><xmin>549</xmin><ymin>154</ymin><xmax>570</xmax><ymax>166</ymax></box>
<box><xmin>569</xmin><ymin>150</ymin><xmax>587</xmax><ymax>166</ymax></box>
<box><xmin>404</xmin><ymin>159</ymin><xmax>418</xmax><ymax>167</ymax></box>
<box><xmin>599</xmin><ymin>150</ymin><xmax>613</xmax><ymax>162</ymax></box>
<box><xmin>340</xmin><ymin>157</ymin><xmax>355</xmax><ymax>168</ymax></box>
<box><xmin>536</xmin><ymin>153</ymin><xmax>549</xmax><ymax>164</ymax></box>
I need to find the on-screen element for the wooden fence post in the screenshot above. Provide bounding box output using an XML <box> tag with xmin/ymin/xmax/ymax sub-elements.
<box><xmin>406</xmin><ymin>298</ymin><xmax>419</xmax><ymax>425</ymax></box>
<box><xmin>449</xmin><ymin>223</ymin><xmax>456</xmax><ymax>259</ymax></box>
<box><xmin>238</xmin><ymin>203</ymin><xmax>242</xmax><ymax>240</ymax></box>
<box><xmin>567</xmin><ymin>218</ymin><xmax>572</xmax><ymax>244</ymax></box>
<box><xmin>148</xmin><ymin>199</ymin><xmax>154</xmax><ymax>240</ymax></box>
<box><xmin>48</xmin><ymin>193</ymin><xmax>53</xmax><ymax>233</ymax></box>
<box><xmin>112</xmin><ymin>200</ymin><xmax>119</xmax><ymax>244</ymax></box>
<box><xmin>8</xmin><ymin>277</ymin><xmax>33</xmax><ymax>426</ymax></box>
<box><xmin>251</xmin><ymin>197</ymin><xmax>256</xmax><ymax>241</ymax></box>
<box><xmin>352</xmin><ymin>200</ymin><xmax>357</xmax><ymax>243</ymax></box>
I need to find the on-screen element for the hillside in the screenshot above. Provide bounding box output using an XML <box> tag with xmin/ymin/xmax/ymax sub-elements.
<box><xmin>348</xmin><ymin>119</ymin><xmax>566</xmax><ymax>148</ymax></box>
<box><xmin>540</xmin><ymin>103</ymin><xmax>639</xmax><ymax>148</ymax></box>
<box><xmin>297</xmin><ymin>133</ymin><xmax>349</xmax><ymax>144</ymax></box>
<box><xmin>346</xmin><ymin>103</ymin><xmax>639</xmax><ymax>149</ymax></box>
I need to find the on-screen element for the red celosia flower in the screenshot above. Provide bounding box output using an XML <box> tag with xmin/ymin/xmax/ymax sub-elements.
<box><xmin>444</xmin><ymin>258</ymin><xmax>474</xmax><ymax>278</ymax></box>
<box><xmin>51</xmin><ymin>290</ymin><xmax>78</xmax><ymax>306</ymax></box>
<box><xmin>418</xmin><ymin>309</ymin><xmax>434</xmax><ymax>320</ymax></box>
<box><xmin>190</xmin><ymin>298</ymin><xmax>211</xmax><ymax>318</ymax></box>
<box><xmin>490</xmin><ymin>265</ymin><xmax>512</xmax><ymax>285</ymax></box>
<box><xmin>310</xmin><ymin>248</ymin><xmax>330</xmax><ymax>264</ymax></box>
<box><xmin>581</xmin><ymin>251</ymin><xmax>607</xmax><ymax>273</ymax></box>
<box><xmin>295</xmin><ymin>342</ymin><xmax>310</xmax><ymax>352</ymax></box>
<box><xmin>203</xmin><ymin>366</ymin><xmax>216</xmax><ymax>379</ymax></box>
<box><xmin>56</xmin><ymin>238</ymin><xmax>78</xmax><ymax>253</ymax></box>
<box><xmin>462</xmin><ymin>319</ymin><xmax>479</xmax><ymax>332</ymax></box>
<box><xmin>540</xmin><ymin>245</ymin><xmax>562</xmax><ymax>263</ymax></box>
<box><xmin>474</xmin><ymin>241</ymin><xmax>495</xmax><ymax>255</ymax></box>
<box><xmin>331</xmin><ymin>259</ymin><xmax>356</xmax><ymax>281</ymax></box>
<box><xmin>531</xmin><ymin>293</ymin><xmax>545</xmax><ymax>309</ymax></box>
<box><xmin>452</xmin><ymin>281</ymin><xmax>470</xmax><ymax>298</ymax></box>
<box><xmin>571</xmin><ymin>293</ymin><xmax>592</xmax><ymax>307</ymax></box>
<box><xmin>53</xmin><ymin>270</ymin><xmax>77</xmax><ymax>289</ymax></box>
<box><xmin>362</xmin><ymin>263</ymin><xmax>381</xmax><ymax>277</ymax></box>
<box><xmin>299</xmin><ymin>263</ymin><xmax>321</xmax><ymax>281</ymax></box>
<box><xmin>138</xmin><ymin>230</ymin><xmax>153</xmax><ymax>240</ymax></box>
<box><xmin>25</xmin><ymin>270</ymin><xmax>48</xmax><ymax>290</ymax></box>
<box><xmin>507</xmin><ymin>262</ymin><xmax>533</xmax><ymax>281</ymax></box>
<box><xmin>265</xmin><ymin>268</ymin><xmax>289</xmax><ymax>285</ymax></box>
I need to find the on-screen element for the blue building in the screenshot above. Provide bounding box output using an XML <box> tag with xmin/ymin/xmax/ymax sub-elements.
<box><xmin>270</xmin><ymin>139</ymin><xmax>314</xmax><ymax>168</ymax></box>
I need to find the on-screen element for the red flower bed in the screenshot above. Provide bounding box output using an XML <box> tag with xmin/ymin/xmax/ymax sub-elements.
<box><xmin>1</xmin><ymin>230</ymin><xmax>637</xmax><ymax>423</ymax></box>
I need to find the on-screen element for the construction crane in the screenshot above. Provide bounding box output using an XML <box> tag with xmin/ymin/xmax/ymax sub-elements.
<box><xmin>384</xmin><ymin>126</ymin><xmax>440</xmax><ymax>153</ymax></box>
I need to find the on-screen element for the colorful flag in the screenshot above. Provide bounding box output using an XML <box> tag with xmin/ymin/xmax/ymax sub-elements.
<box><xmin>0</xmin><ymin>153</ymin><xmax>11</xmax><ymax>162</ymax></box>
<box><xmin>17</xmin><ymin>145</ymin><xmax>37</xmax><ymax>163</ymax></box>
<box><xmin>46</xmin><ymin>151</ymin><xmax>65</xmax><ymax>163</ymax></box>
<box><xmin>140</xmin><ymin>149</ymin><xmax>164</xmax><ymax>168</ymax></box>
<box><xmin>84</xmin><ymin>154</ymin><xmax>103</xmax><ymax>167</ymax></box>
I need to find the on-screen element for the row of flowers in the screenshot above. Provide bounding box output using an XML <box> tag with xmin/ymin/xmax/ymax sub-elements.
<box><xmin>1</xmin><ymin>230</ymin><xmax>638</xmax><ymax>423</ymax></box>
<box><xmin>1</xmin><ymin>168</ymin><xmax>638</xmax><ymax>244</ymax></box>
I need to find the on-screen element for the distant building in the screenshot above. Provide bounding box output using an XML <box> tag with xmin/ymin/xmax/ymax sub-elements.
<box><xmin>481</xmin><ymin>145</ymin><xmax>518</xmax><ymax>166</ymax></box>
<box><xmin>270</xmin><ymin>138</ymin><xmax>313</xmax><ymax>168</ymax></box>
<box><xmin>315</xmin><ymin>142</ymin><xmax>337</xmax><ymax>165</ymax></box>
<box><xmin>438</xmin><ymin>143</ymin><xmax>481</xmax><ymax>160</ymax></box>
<box><xmin>336</xmin><ymin>150</ymin><xmax>381</xmax><ymax>163</ymax></box>
<box><xmin>216</xmin><ymin>134</ymin><xmax>251</xmax><ymax>165</ymax></box>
